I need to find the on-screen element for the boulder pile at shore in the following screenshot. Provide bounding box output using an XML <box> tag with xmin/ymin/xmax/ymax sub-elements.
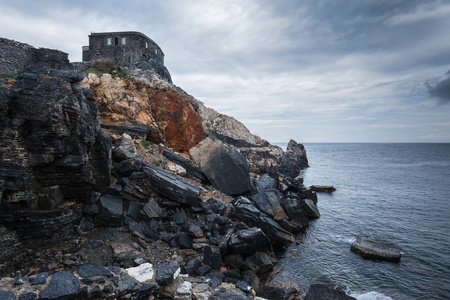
<box><xmin>0</xmin><ymin>37</ymin><xmax>324</xmax><ymax>299</ymax></box>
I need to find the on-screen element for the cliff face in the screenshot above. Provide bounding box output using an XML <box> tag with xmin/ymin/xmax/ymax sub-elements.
<box><xmin>81</xmin><ymin>74</ymin><xmax>204</xmax><ymax>153</ymax></box>
<box><xmin>0</xmin><ymin>66</ymin><xmax>110</xmax><ymax>211</ymax></box>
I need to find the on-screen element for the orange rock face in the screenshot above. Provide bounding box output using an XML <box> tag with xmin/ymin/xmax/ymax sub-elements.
<box><xmin>82</xmin><ymin>74</ymin><xmax>204</xmax><ymax>153</ymax></box>
<box><xmin>147</xmin><ymin>89</ymin><xmax>205</xmax><ymax>152</ymax></box>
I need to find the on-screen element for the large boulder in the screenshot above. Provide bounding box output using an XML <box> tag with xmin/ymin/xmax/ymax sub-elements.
<box><xmin>351</xmin><ymin>238</ymin><xmax>401</xmax><ymax>262</ymax></box>
<box><xmin>250</xmin><ymin>189</ymin><xmax>287</xmax><ymax>221</ymax></box>
<box><xmin>279</xmin><ymin>139</ymin><xmax>309</xmax><ymax>178</ymax></box>
<box><xmin>190</xmin><ymin>138</ymin><xmax>251</xmax><ymax>196</ymax></box>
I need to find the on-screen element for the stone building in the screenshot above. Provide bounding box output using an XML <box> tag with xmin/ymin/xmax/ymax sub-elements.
<box><xmin>82</xmin><ymin>31</ymin><xmax>165</xmax><ymax>66</ymax></box>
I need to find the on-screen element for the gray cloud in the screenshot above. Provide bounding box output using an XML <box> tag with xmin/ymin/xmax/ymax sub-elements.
<box><xmin>426</xmin><ymin>70</ymin><xmax>450</xmax><ymax>105</ymax></box>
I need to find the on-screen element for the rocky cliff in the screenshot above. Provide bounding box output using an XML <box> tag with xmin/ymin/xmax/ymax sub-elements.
<box><xmin>0</xmin><ymin>37</ymin><xmax>315</xmax><ymax>299</ymax></box>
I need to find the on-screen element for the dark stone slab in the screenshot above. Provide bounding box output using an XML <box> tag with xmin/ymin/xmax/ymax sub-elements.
<box><xmin>250</xmin><ymin>189</ymin><xmax>287</xmax><ymax>220</ymax></box>
<box><xmin>203</xmin><ymin>245</ymin><xmax>223</xmax><ymax>269</ymax></box>
<box><xmin>77</xmin><ymin>264</ymin><xmax>113</xmax><ymax>278</ymax></box>
<box><xmin>309</xmin><ymin>185</ymin><xmax>336</xmax><ymax>193</ymax></box>
<box><xmin>351</xmin><ymin>238</ymin><xmax>401</xmax><ymax>262</ymax></box>
<box><xmin>302</xmin><ymin>198</ymin><xmax>320</xmax><ymax>219</ymax></box>
<box><xmin>244</xmin><ymin>251</ymin><xmax>275</xmax><ymax>274</ymax></box>
<box><xmin>142</xmin><ymin>198</ymin><xmax>163</xmax><ymax>219</ymax></box>
<box><xmin>142</xmin><ymin>164</ymin><xmax>201</xmax><ymax>206</ymax></box>
<box><xmin>29</xmin><ymin>272</ymin><xmax>49</xmax><ymax>285</ymax></box>
<box><xmin>94</xmin><ymin>195</ymin><xmax>123</xmax><ymax>227</ymax></box>
<box><xmin>182</xmin><ymin>258</ymin><xmax>202</xmax><ymax>275</ymax></box>
<box><xmin>305</xmin><ymin>284</ymin><xmax>357</xmax><ymax>300</ymax></box>
<box><xmin>39</xmin><ymin>271</ymin><xmax>79</xmax><ymax>300</ymax></box>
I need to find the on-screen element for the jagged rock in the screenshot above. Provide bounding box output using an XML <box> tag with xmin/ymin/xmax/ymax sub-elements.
<box><xmin>131</xmin><ymin>283</ymin><xmax>159</xmax><ymax>299</ymax></box>
<box><xmin>251</xmin><ymin>189</ymin><xmax>287</xmax><ymax>221</ymax></box>
<box><xmin>203</xmin><ymin>245</ymin><xmax>223</xmax><ymax>269</ymax></box>
<box><xmin>279</xmin><ymin>139</ymin><xmax>309</xmax><ymax>178</ymax></box>
<box><xmin>232</xmin><ymin>197</ymin><xmax>295</xmax><ymax>246</ymax></box>
<box><xmin>351</xmin><ymin>238</ymin><xmax>402</xmax><ymax>262</ymax></box>
<box><xmin>160</xmin><ymin>146</ymin><xmax>208</xmax><ymax>183</ymax></box>
<box><xmin>176</xmin><ymin>233</ymin><xmax>193</xmax><ymax>249</ymax></box>
<box><xmin>118</xmin><ymin>277</ymin><xmax>140</xmax><ymax>296</ymax></box>
<box><xmin>305</xmin><ymin>284</ymin><xmax>357</xmax><ymax>300</ymax></box>
<box><xmin>278</xmin><ymin>173</ymin><xmax>303</xmax><ymax>193</ymax></box>
<box><xmin>242</xmin><ymin>269</ymin><xmax>260</xmax><ymax>292</ymax></box>
<box><xmin>39</xmin><ymin>271</ymin><xmax>79</xmax><ymax>300</ymax></box>
<box><xmin>256</xmin><ymin>174</ymin><xmax>278</xmax><ymax>191</ymax></box>
<box><xmin>244</xmin><ymin>251</ymin><xmax>276</xmax><ymax>274</ymax></box>
<box><xmin>142</xmin><ymin>198</ymin><xmax>163</xmax><ymax>219</ymax></box>
<box><xmin>155</xmin><ymin>260</ymin><xmax>180</xmax><ymax>286</ymax></box>
<box><xmin>173</xmin><ymin>210</ymin><xmax>187</xmax><ymax>225</ymax></box>
<box><xmin>112</xmin><ymin>134</ymin><xmax>136</xmax><ymax>162</ymax></box>
<box><xmin>77</xmin><ymin>264</ymin><xmax>113</xmax><ymax>278</ymax></box>
<box><xmin>224</xmin><ymin>254</ymin><xmax>244</xmax><ymax>269</ymax></box>
<box><xmin>182</xmin><ymin>258</ymin><xmax>202</xmax><ymax>275</ymax></box>
<box><xmin>228</xmin><ymin>228</ymin><xmax>272</xmax><ymax>255</ymax></box>
<box><xmin>195</xmin><ymin>265</ymin><xmax>211</xmax><ymax>276</ymax></box>
<box><xmin>126</xmin><ymin>201</ymin><xmax>142</xmax><ymax>222</ymax></box>
<box><xmin>279</xmin><ymin>197</ymin><xmax>309</xmax><ymax>229</ymax></box>
<box><xmin>0</xmin><ymin>291</ymin><xmax>16</xmax><ymax>300</ymax></box>
<box><xmin>302</xmin><ymin>199</ymin><xmax>320</xmax><ymax>219</ymax></box>
<box><xmin>190</xmin><ymin>138</ymin><xmax>251</xmax><ymax>196</ymax></box>
<box><xmin>94</xmin><ymin>195</ymin><xmax>123</xmax><ymax>226</ymax></box>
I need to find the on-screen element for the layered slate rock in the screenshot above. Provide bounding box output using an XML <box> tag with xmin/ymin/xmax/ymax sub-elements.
<box><xmin>190</xmin><ymin>138</ymin><xmax>251</xmax><ymax>196</ymax></box>
<box><xmin>0</xmin><ymin>65</ymin><xmax>111</xmax><ymax>210</ymax></box>
<box><xmin>279</xmin><ymin>139</ymin><xmax>309</xmax><ymax>178</ymax></box>
<box><xmin>39</xmin><ymin>271</ymin><xmax>79</xmax><ymax>300</ymax></box>
<box><xmin>351</xmin><ymin>238</ymin><xmax>402</xmax><ymax>262</ymax></box>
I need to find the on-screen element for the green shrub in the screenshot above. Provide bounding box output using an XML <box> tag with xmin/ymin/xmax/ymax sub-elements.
<box><xmin>141</xmin><ymin>140</ymin><xmax>152</xmax><ymax>149</ymax></box>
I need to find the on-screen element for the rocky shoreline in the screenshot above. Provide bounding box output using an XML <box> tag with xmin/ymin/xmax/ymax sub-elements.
<box><xmin>0</xmin><ymin>37</ymin><xmax>346</xmax><ymax>300</ymax></box>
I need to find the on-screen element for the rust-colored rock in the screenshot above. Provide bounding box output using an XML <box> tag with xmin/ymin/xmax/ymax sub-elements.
<box><xmin>147</xmin><ymin>89</ymin><xmax>204</xmax><ymax>152</ymax></box>
<box><xmin>82</xmin><ymin>74</ymin><xmax>204</xmax><ymax>153</ymax></box>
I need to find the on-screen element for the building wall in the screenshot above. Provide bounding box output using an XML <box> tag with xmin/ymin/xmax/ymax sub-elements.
<box><xmin>82</xmin><ymin>31</ymin><xmax>165</xmax><ymax>65</ymax></box>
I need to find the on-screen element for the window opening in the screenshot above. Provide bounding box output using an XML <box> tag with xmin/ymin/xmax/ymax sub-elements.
<box><xmin>122</xmin><ymin>37</ymin><xmax>126</xmax><ymax>45</ymax></box>
<box><xmin>145</xmin><ymin>41</ymin><xmax>149</xmax><ymax>48</ymax></box>
<box><xmin>155</xmin><ymin>48</ymin><xmax>158</xmax><ymax>55</ymax></box>
<box><xmin>107</xmin><ymin>37</ymin><xmax>112</xmax><ymax>45</ymax></box>
<box><xmin>114</xmin><ymin>37</ymin><xmax>119</xmax><ymax>45</ymax></box>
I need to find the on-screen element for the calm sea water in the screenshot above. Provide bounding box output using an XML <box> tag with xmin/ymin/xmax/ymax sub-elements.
<box><xmin>274</xmin><ymin>143</ymin><xmax>450</xmax><ymax>300</ymax></box>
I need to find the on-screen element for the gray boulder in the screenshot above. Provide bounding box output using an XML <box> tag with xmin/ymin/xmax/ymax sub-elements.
<box><xmin>190</xmin><ymin>138</ymin><xmax>251</xmax><ymax>196</ymax></box>
<box><xmin>302</xmin><ymin>198</ymin><xmax>320</xmax><ymax>219</ymax></box>
<box><xmin>279</xmin><ymin>139</ymin><xmax>309</xmax><ymax>178</ymax></box>
<box><xmin>112</xmin><ymin>134</ymin><xmax>136</xmax><ymax>162</ymax></box>
<box><xmin>39</xmin><ymin>272</ymin><xmax>79</xmax><ymax>300</ymax></box>
<box><xmin>351</xmin><ymin>238</ymin><xmax>401</xmax><ymax>262</ymax></box>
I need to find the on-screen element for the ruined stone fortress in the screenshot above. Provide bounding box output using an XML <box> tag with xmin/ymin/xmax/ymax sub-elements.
<box><xmin>82</xmin><ymin>31</ymin><xmax>165</xmax><ymax>66</ymax></box>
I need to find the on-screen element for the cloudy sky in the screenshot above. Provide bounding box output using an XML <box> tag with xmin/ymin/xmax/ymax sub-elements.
<box><xmin>1</xmin><ymin>0</ymin><xmax>450</xmax><ymax>143</ymax></box>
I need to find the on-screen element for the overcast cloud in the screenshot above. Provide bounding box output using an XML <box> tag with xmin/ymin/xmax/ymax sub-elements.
<box><xmin>1</xmin><ymin>0</ymin><xmax>449</xmax><ymax>143</ymax></box>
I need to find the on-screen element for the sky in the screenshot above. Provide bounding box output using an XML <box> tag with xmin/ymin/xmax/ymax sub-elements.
<box><xmin>1</xmin><ymin>0</ymin><xmax>450</xmax><ymax>143</ymax></box>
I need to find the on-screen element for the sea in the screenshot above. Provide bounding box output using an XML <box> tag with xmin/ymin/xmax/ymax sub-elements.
<box><xmin>273</xmin><ymin>143</ymin><xmax>450</xmax><ymax>300</ymax></box>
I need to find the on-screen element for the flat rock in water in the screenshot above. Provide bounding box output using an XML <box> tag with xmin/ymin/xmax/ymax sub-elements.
<box><xmin>309</xmin><ymin>185</ymin><xmax>336</xmax><ymax>193</ymax></box>
<box><xmin>351</xmin><ymin>238</ymin><xmax>401</xmax><ymax>262</ymax></box>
